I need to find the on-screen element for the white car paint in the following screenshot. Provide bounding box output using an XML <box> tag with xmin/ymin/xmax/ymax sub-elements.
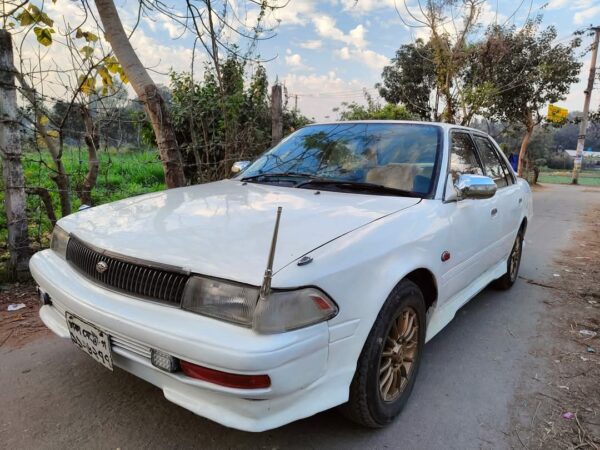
<box><xmin>30</xmin><ymin>121</ymin><xmax>532</xmax><ymax>432</ymax></box>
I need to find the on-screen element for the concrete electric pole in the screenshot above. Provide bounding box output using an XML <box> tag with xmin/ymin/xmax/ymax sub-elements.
<box><xmin>572</xmin><ymin>26</ymin><xmax>600</xmax><ymax>184</ymax></box>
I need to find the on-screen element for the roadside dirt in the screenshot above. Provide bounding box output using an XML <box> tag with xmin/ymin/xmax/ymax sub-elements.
<box><xmin>511</xmin><ymin>207</ymin><xmax>600</xmax><ymax>449</ymax></box>
<box><xmin>0</xmin><ymin>282</ymin><xmax>48</xmax><ymax>349</ymax></box>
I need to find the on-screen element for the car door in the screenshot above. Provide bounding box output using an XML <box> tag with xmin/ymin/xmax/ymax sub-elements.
<box><xmin>471</xmin><ymin>134</ymin><xmax>521</xmax><ymax>262</ymax></box>
<box><xmin>439</xmin><ymin>131</ymin><xmax>502</xmax><ymax>302</ymax></box>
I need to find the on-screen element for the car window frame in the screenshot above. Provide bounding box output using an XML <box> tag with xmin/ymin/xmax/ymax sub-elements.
<box><xmin>471</xmin><ymin>133</ymin><xmax>513</xmax><ymax>189</ymax></box>
<box><xmin>448</xmin><ymin>129</ymin><xmax>486</xmax><ymax>174</ymax></box>
<box><xmin>471</xmin><ymin>133</ymin><xmax>515</xmax><ymax>187</ymax></box>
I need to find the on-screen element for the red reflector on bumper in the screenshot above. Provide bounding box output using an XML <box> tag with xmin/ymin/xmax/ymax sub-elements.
<box><xmin>180</xmin><ymin>360</ymin><xmax>271</xmax><ymax>389</ymax></box>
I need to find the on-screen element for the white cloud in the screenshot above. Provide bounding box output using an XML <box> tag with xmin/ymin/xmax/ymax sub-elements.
<box><xmin>573</xmin><ymin>5</ymin><xmax>600</xmax><ymax>24</ymax></box>
<box><xmin>299</xmin><ymin>40</ymin><xmax>323</xmax><ymax>50</ymax></box>
<box><xmin>546</xmin><ymin>0</ymin><xmax>569</xmax><ymax>10</ymax></box>
<box><xmin>285</xmin><ymin>53</ymin><xmax>303</xmax><ymax>67</ymax></box>
<box><xmin>312</xmin><ymin>15</ymin><xmax>368</xmax><ymax>48</ymax></box>
<box><xmin>339</xmin><ymin>0</ymin><xmax>398</xmax><ymax>14</ymax></box>
<box><xmin>335</xmin><ymin>47</ymin><xmax>389</xmax><ymax>71</ymax></box>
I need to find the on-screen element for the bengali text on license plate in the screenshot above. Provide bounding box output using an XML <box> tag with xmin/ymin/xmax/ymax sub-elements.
<box><xmin>66</xmin><ymin>312</ymin><xmax>113</xmax><ymax>370</ymax></box>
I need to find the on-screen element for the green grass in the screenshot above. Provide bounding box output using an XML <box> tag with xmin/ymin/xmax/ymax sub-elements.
<box><xmin>538</xmin><ymin>168</ymin><xmax>600</xmax><ymax>186</ymax></box>
<box><xmin>0</xmin><ymin>146</ymin><xmax>166</xmax><ymax>263</ymax></box>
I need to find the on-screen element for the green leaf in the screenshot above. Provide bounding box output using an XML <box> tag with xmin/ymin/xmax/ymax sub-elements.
<box><xmin>47</xmin><ymin>130</ymin><xmax>59</xmax><ymax>138</ymax></box>
<box><xmin>117</xmin><ymin>67</ymin><xmax>128</xmax><ymax>84</ymax></box>
<box><xmin>33</xmin><ymin>27</ymin><xmax>55</xmax><ymax>46</ymax></box>
<box><xmin>84</xmin><ymin>31</ymin><xmax>98</xmax><ymax>42</ymax></box>
<box><xmin>80</xmin><ymin>46</ymin><xmax>94</xmax><ymax>59</ymax></box>
<box><xmin>78</xmin><ymin>75</ymin><xmax>96</xmax><ymax>95</ymax></box>
<box><xmin>39</xmin><ymin>115</ymin><xmax>49</xmax><ymax>126</ymax></box>
<box><xmin>105</xmin><ymin>56</ymin><xmax>120</xmax><ymax>73</ymax></box>
<box><xmin>75</xmin><ymin>29</ymin><xmax>99</xmax><ymax>42</ymax></box>
<box><xmin>28</xmin><ymin>4</ymin><xmax>54</xmax><ymax>27</ymax></box>
<box><xmin>97</xmin><ymin>66</ymin><xmax>113</xmax><ymax>87</ymax></box>
<box><xmin>16</xmin><ymin>10</ymin><xmax>35</xmax><ymax>26</ymax></box>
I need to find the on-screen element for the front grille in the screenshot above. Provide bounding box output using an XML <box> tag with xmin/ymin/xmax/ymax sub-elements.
<box><xmin>66</xmin><ymin>236</ymin><xmax>189</xmax><ymax>305</ymax></box>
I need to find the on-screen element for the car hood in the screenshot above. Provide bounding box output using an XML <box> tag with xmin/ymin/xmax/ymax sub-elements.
<box><xmin>58</xmin><ymin>180</ymin><xmax>420</xmax><ymax>285</ymax></box>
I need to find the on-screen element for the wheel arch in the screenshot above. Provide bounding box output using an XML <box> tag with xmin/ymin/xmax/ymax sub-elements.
<box><xmin>403</xmin><ymin>268</ymin><xmax>438</xmax><ymax>314</ymax></box>
<box><xmin>520</xmin><ymin>216</ymin><xmax>528</xmax><ymax>236</ymax></box>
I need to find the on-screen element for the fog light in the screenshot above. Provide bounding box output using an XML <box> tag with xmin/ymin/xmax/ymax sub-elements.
<box><xmin>180</xmin><ymin>360</ymin><xmax>271</xmax><ymax>389</ymax></box>
<box><xmin>150</xmin><ymin>349</ymin><xmax>179</xmax><ymax>373</ymax></box>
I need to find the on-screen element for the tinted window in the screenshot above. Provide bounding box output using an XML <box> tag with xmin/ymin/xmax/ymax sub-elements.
<box><xmin>449</xmin><ymin>132</ymin><xmax>483</xmax><ymax>182</ymax></box>
<box><xmin>241</xmin><ymin>123</ymin><xmax>441</xmax><ymax>195</ymax></box>
<box><xmin>472</xmin><ymin>135</ymin><xmax>509</xmax><ymax>188</ymax></box>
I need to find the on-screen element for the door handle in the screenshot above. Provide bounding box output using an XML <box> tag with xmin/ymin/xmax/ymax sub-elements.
<box><xmin>491</xmin><ymin>208</ymin><xmax>498</xmax><ymax>217</ymax></box>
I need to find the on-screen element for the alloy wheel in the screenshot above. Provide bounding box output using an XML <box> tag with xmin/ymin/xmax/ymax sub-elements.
<box><xmin>509</xmin><ymin>235</ymin><xmax>522</xmax><ymax>282</ymax></box>
<box><xmin>379</xmin><ymin>307</ymin><xmax>420</xmax><ymax>402</ymax></box>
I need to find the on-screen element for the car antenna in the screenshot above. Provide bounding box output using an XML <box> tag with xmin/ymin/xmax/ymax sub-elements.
<box><xmin>259</xmin><ymin>206</ymin><xmax>282</xmax><ymax>300</ymax></box>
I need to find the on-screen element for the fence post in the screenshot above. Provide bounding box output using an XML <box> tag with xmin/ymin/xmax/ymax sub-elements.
<box><xmin>271</xmin><ymin>84</ymin><xmax>283</xmax><ymax>147</ymax></box>
<box><xmin>0</xmin><ymin>30</ymin><xmax>30</xmax><ymax>280</ymax></box>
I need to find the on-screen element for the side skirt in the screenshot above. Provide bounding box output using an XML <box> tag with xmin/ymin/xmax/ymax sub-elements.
<box><xmin>424</xmin><ymin>258</ymin><xmax>507</xmax><ymax>342</ymax></box>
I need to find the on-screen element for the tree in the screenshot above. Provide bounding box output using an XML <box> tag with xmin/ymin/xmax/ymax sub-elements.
<box><xmin>481</xmin><ymin>21</ymin><xmax>581</xmax><ymax>176</ymax></box>
<box><xmin>377</xmin><ymin>39</ymin><xmax>437</xmax><ymax>120</ymax></box>
<box><xmin>334</xmin><ymin>91</ymin><xmax>413</xmax><ymax>121</ymax></box>
<box><xmin>94</xmin><ymin>0</ymin><xmax>186</xmax><ymax>188</ymax></box>
<box><xmin>396</xmin><ymin>0</ymin><xmax>491</xmax><ymax>124</ymax></box>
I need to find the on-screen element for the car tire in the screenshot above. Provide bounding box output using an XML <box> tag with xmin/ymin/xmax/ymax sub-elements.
<box><xmin>340</xmin><ymin>279</ymin><xmax>426</xmax><ymax>428</ymax></box>
<box><xmin>492</xmin><ymin>229</ymin><xmax>524</xmax><ymax>290</ymax></box>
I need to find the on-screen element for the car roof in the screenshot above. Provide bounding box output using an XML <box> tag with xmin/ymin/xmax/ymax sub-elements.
<box><xmin>306</xmin><ymin>120</ymin><xmax>487</xmax><ymax>135</ymax></box>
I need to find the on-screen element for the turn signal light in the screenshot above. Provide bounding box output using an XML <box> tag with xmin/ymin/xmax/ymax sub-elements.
<box><xmin>180</xmin><ymin>360</ymin><xmax>271</xmax><ymax>389</ymax></box>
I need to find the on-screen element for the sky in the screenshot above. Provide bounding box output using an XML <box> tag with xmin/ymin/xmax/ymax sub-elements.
<box><xmin>32</xmin><ymin>0</ymin><xmax>600</xmax><ymax>121</ymax></box>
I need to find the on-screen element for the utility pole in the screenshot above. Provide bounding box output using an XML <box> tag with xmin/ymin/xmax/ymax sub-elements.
<box><xmin>572</xmin><ymin>26</ymin><xmax>600</xmax><ymax>184</ymax></box>
<box><xmin>271</xmin><ymin>84</ymin><xmax>283</xmax><ymax>146</ymax></box>
<box><xmin>294</xmin><ymin>94</ymin><xmax>298</xmax><ymax>113</ymax></box>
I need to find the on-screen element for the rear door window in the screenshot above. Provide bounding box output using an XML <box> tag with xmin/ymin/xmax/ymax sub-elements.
<box><xmin>472</xmin><ymin>135</ymin><xmax>510</xmax><ymax>188</ymax></box>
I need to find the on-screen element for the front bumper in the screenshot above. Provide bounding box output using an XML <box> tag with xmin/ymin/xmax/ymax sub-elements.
<box><xmin>30</xmin><ymin>250</ymin><xmax>356</xmax><ymax>431</ymax></box>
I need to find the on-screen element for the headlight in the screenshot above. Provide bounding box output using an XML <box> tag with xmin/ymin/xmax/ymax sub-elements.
<box><xmin>182</xmin><ymin>276</ymin><xmax>260</xmax><ymax>326</ymax></box>
<box><xmin>182</xmin><ymin>277</ymin><xmax>338</xmax><ymax>333</ymax></box>
<box><xmin>50</xmin><ymin>225</ymin><xmax>70</xmax><ymax>259</ymax></box>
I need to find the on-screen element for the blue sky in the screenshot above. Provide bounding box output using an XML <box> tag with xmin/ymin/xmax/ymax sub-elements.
<box><xmin>50</xmin><ymin>0</ymin><xmax>600</xmax><ymax>120</ymax></box>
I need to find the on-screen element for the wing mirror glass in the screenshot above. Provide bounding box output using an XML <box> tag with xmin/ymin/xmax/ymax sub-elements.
<box><xmin>454</xmin><ymin>174</ymin><xmax>496</xmax><ymax>200</ymax></box>
<box><xmin>231</xmin><ymin>160</ymin><xmax>250</xmax><ymax>175</ymax></box>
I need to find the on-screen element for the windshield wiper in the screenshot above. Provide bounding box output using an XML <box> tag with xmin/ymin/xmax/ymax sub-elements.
<box><xmin>241</xmin><ymin>172</ymin><xmax>316</xmax><ymax>182</ymax></box>
<box><xmin>295</xmin><ymin>179</ymin><xmax>421</xmax><ymax>198</ymax></box>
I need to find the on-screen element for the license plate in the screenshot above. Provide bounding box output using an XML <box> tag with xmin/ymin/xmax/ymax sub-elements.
<box><xmin>66</xmin><ymin>312</ymin><xmax>113</xmax><ymax>370</ymax></box>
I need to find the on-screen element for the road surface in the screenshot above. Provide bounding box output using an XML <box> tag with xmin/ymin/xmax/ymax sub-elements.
<box><xmin>1</xmin><ymin>184</ymin><xmax>598</xmax><ymax>450</ymax></box>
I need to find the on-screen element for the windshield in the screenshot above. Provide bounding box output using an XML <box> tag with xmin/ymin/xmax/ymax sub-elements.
<box><xmin>239</xmin><ymin>123</ymin><xmax>441</xmax><ymax>196</ymax></box>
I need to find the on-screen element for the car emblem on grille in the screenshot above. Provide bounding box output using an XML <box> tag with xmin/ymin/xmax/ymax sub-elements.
<box><xmin>96</xmin><ymin>261</ymin><xmax>108</xmax><ymax>274</ymax></box>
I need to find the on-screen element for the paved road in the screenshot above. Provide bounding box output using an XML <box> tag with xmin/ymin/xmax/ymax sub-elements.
<box><xmin>1</xmin><ymin>184</ymin><xmax>599</xmax><ymax>450</ymax></box>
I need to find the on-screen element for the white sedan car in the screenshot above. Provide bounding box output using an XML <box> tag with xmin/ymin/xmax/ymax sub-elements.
<box><xmin>31</xmin><ymin>121</ymin><xmax>532</xmax><ymax>432</ymax></box>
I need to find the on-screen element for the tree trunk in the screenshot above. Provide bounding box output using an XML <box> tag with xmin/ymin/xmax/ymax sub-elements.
<box><xmin>16</xmin><ymin>71</ymin><xmax>71</xmax><ymax>216</ymax></box>
<box><xmin>517</xmin><ymin>109</ymin><xmax>534</xmax><ymax>177</ymax></box>
<box><xmin>94</xmin><ymin>0</ymin><xmax>185</xmax><ymax>188</ymax></box>
<box><xmin>26</xmin><ymin>187</ymin><xmax>57</xmax><ymax>228</ymax></box>
<box><xmin>0</xmin><ymin>30</ymin><xmax>30</xmax><ymax>279</ymax></box>
<box><xmin>79</xmin><ymin>104</ymin><xmax>100</xmax><ymax>205</ymax></box>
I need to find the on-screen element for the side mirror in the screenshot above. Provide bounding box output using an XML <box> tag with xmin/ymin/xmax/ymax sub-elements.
<box><xmin>454</xmin><ymin>174</ymin><xmax>496</xmax><ymax>200</ymax></box>
<box><xmin>231</xmin><ymin>160</ymin><xmax>250</xmax><ymax>175</ymax></box>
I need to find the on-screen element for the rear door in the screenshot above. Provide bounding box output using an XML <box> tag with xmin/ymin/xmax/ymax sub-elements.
<box><xmin>471</xmin><ymin>134</ymin><xmax>521</xmax><ymax>262</ymax></box>
<box><xmin>439</xmin><ymin>131</ymin><xmax>501</xmax><ymax>302</ymax></box>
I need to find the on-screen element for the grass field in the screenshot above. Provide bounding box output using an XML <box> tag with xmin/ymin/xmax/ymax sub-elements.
<box><xmin>0</xmin><ymin>147</ymin><xmax>166</xmax><ymax>266</ymax></box>
<box><xmin>538</xmin><ymin>168</ymin><xmax>600</xmax><ymax>186</ymax></box>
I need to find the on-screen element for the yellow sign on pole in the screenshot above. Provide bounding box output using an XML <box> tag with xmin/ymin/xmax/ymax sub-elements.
<box><xmin>547</xmin><ymin>104</ymin><xmax>568</xmax><ymax>123</ymax></box>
